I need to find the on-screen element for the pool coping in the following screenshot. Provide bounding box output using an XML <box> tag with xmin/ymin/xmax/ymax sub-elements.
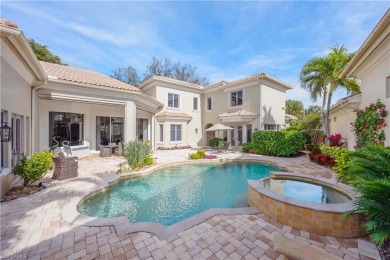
<box><xmin>62</xmin><ymin>158</ymin><xmax>281</xmax><ymax>241</ymax></box>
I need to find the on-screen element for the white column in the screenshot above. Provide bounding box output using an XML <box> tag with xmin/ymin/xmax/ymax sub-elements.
<box><xmin>151</xmin><ymin>115</ymin><xmax>155</xmax><ymax>150</ymax></box>
<box><xmin>124</xmin><ymin>101</ymin><xmax>136</xmax><ymax>142</ymax></box>
<box><xmin>242</xmin><ymin>124</ymin><xmax>247</xmax><ymax>144</ymax></box>
<box><xmin>234</xmin><ymin>126</ymin><xmax>239</xmax><ymax>147</ymax></box>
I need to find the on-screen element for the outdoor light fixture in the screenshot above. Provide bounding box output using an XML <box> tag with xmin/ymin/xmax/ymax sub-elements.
<box><xmin>0</xmin><ymin>122</ymin><xmax>12</xmax><ymax>142</ymax></box>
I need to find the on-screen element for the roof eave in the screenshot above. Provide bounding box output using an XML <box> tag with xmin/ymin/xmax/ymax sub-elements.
<box><xmin>340</xmin><ymin>9</ymin><xmax>390</xmax><ymax>77</ymax></box>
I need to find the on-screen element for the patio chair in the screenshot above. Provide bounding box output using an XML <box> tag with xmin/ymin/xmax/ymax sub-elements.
<box><xmin>99</xmin><ymin>145</ymin><xmax>111</xmax><ymax>157</ymax></box>
<box><xmin>216</xmin><ymin>141</ymin><xmax>230</xmax><ymax>152</ymax></box>
<box><xmin>52</xmin><ymin>156</ymin><xmax>78</xmax><ymax>181</ymax></box>
<box><xmin>113</xmin><ymin>145</ymin><xmax>122</xmax><ymax>156</ymax></box>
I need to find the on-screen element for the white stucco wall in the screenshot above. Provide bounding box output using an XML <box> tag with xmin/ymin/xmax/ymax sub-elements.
<box><xmin>352</xmin><ymin>35</ymin><xmax>390</xmax><ymax>146</ymax></box>
<box><xmin>1</xmin><ymin>54</ymin><xmax>32</xmax><ymax>167</ymax></box>
<box><xmin>260</xmin><ymin>80</ymin><xmax>287</xmax><ymax>129</ymax></box>
<box><xmin>329</xmin><ymin>109</ymin><xmax>357</xmax><ymax>150</ymax></box>
<box><xmin>38</xmin><ymin>99</ymin><xmax>125</xmax><ymax>152</ymax></box>
<box><xmin>154</xmin><ymin>84</ymin><xmax>203</xmax><ymax>147</ymax></box>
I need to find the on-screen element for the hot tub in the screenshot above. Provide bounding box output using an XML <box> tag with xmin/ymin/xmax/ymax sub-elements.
<box><xmin>248</xmin><ymin>172</ymin><xmax>364</xmax><ymax>238</ymax></box>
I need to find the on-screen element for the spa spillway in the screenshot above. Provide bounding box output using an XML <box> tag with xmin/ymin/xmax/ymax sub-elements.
<box><xmin>248</xmin><ymin>172</ymin><xmax>364</xmax><ymax>238</ymax></box>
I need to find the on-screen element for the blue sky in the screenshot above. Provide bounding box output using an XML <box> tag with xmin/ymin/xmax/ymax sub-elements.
<box><xmin>2</xmin><ymin>1</ymin><xmax>389</xmax><ymax>107</ymax></box>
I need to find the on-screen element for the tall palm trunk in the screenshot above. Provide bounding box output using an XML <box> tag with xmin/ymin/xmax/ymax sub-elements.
<box><xmin>325</xmin><ymin>90</ymin><xmax>333</xmax><ymax>146</ymax></box>
<box><xmin>321</xmin><ymin>87</ymin><xmax>328</xmax><ymax>143</ymax></box>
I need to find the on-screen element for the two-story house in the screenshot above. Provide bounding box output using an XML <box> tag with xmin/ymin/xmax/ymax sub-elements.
<box><xmin>139</xmin><ymin>74</ymin><xmax>292</xmax><ymax>148</ymax></box>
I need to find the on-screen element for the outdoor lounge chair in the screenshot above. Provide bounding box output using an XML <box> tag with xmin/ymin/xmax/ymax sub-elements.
<box><xmin>216</xmin><ymin>141</ymin><xmax>230</xmax><ymax>152</ymax></box>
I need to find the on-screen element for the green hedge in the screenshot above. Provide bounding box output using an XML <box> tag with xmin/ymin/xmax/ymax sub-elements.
<box><xmin>252</xmin><ymin>131</ymin><xmax>306</xmax><ymax>156</ymax></box>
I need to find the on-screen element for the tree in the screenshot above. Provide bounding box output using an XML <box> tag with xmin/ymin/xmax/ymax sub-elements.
<box><xmin>143</xmin><ymin>57</ymin><xmax>209</xmax><ymax>86</ymax></box>
<box><xmin>305</xmin><ymin>105</ymin><xmax>321</xmax><ymax>115</ymax></box>
<box><xmin>111</xmin><ymin>66</ymin><xmax>141</xmax><ymax>87</ymax></box>
<box><xmin>28</xmin><ymin>39</ymin><xmax>66</xmax><ymax>65</ymax></box>
<box><xmin>285</xmin><ymin>100</ymin><xmax>304</xmax><ymax>117</ymax></box>
<box><xmin>300</xmin><ymin>45</ymin><xmax>359</xmax><ymax>144</ymax></box>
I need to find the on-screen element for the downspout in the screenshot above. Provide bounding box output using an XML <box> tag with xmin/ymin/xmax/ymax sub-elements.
<box><xmin>31</xmin><ymin>80</ymin><xmax>47</xmax><ymax>153</ymax></box>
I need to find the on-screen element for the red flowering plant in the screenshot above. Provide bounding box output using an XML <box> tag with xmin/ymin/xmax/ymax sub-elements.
<box><xmin>328</xmin><ymin>133</ymin><xmax>346</xmax><ymax>147</ymax></box>
<box><xmin>352</xmin><ymin>100</ymin><xmax>387</xmax><ymax>148</ymax></box>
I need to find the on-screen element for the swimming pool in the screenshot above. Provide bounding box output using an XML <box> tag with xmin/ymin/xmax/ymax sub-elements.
<box><xmin>78</xmin><ymin>162</ymin><xmax>280</xmax><ymax>226</ymax></box>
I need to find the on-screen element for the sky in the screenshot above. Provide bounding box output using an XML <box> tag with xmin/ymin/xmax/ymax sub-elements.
<box><xmin>2</xmin><ymin>1</ymin><xmax>389</xmax><ymax>107</ymax></box>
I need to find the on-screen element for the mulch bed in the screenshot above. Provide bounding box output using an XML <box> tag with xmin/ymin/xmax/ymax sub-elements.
<box><xmin>1</xmin><ymin>184</ymin><xmax>46</xmax><ymax>202</ymax></box>
<box><xmin>379</xmin><ymin>239</ymin><xmax>390</xmax><ymax>260</ymax></box>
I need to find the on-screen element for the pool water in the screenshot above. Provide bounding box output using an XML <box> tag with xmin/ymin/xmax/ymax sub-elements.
<box><xmin>78</xmin><ymin>162</ymin><xmax>279</xmax><ymax>226</ymax></box>
<box><xmin>263</xmin><ymin>179</ymin><xmax>351</xmax><ymax>204</ymax></box>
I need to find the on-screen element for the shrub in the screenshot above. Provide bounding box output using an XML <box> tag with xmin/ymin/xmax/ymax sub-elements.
<box><xmin>305</xmin><ymin>129</ymin><xmax>324</xmax><ymax>153</ymax></box>
<box><xmin>319</xmin><ymin>144</ymin><xmax>351</xmax><ymax>180</ymax></box>
<box><xmin>252</xmin><ymin>131</ymin><xmax>306</xmax><ymax>156</ymax></box>
<box><xmin>122</xmin><ymin>141</ymin><xmax>151</xmax><ymax>170</ymax></box>
<box><xmin>13</xmin><ymin>150</ymin><xmax>53</xmax><ymax>186</ymax></box>
<box><xmin>328</xmin><ymin>133</ymin><xmax>346</xmax><ymax>147</ymax></box>
<box><xmin>205</xmin><ymin>154</ymin><xmax>217</xmax><ymax>159</ymax></box>
<box><xmin>144</xmin><ymin>156</ymin><xmax>154</xmax><ymax>165</ymax></box>
<box><xmin>242</xmin><ymin>143</ymin><xmax>253</xmax><ymax>153</ymax></box>
<box><xmin>189</xmin><ymin>149</ymin><xmax>206</xmax><ymax>160</ymax></box>
<box><xmin>352</xmin><ymin>100</ymin><xmax>387</xmax><ymax>148</ymax></box>
<box><xmin>209</xmin><ymin>137</ymin><xmax>223</xmax><ymax>147</ymax></box>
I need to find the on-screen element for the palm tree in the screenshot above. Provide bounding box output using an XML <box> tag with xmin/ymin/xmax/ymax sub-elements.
<box><xmin>300</xmin><ymin>45</ymin><xmax>360</xmax><ymax>144</ymax></box>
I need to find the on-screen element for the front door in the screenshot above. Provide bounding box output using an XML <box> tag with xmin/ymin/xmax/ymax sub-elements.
<box><xmin>11</xmin><ymin>115</ymin><xmax>22</xmax><ymax>166</ymax></box>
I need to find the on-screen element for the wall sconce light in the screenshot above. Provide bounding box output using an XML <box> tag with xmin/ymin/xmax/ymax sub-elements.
<box><xmin>195</xmin><ymin>128</ymin><xmax>198</xmax><ymax>134</ymax></box>
<box><xmin>0</xmin><ymin>122</ymin><xmax>12</xmax><ymax>142</ymax></box>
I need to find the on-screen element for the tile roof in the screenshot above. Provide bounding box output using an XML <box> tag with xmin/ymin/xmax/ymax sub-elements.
<box><xmin>227</xmin><ymin>73</ymin><xmax>267</xmax><ymax>86</ymax></box>
<box><xmin>218</xmin><ymin>110</ymin><xmax>257</xmax><ymax>118</ymax></box>
<box><xmin>40</xmin><ymin>61</ymin><xmax>139</xmax><ymax>92</ymax></box>
<box><xmin>139</xmin><ymin>75</ymin><xmax>201</xmax><ymax>90</ymax></box>
<box><xmin>155</xmin><ymin>111</ymin><xmax>192</xmax><ymax>119</ymax></box>
<box><xmin>0</xmin><ymin>18</ymin><xmax>18</xmax><ymax>28</ymax></box>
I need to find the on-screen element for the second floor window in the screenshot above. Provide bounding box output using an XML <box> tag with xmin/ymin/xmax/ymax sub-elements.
<box><xmin>207</xmin><ymin>97</ymin><xmax>212</xmax><ymax>110</ymax></box>
<box><xmin>168</xmin><ymin>93</ymin><xmax>179</xmax><ymax>108</ymax></box>
<box><xmin>193</xmin><ymin>97</ymin><xmax>198</xmax><ymax>111</ymax></box>
<box><xmin>231</xmin><ymin>90</ymin><xmax>243</xmax><ymax>107</ymax></box>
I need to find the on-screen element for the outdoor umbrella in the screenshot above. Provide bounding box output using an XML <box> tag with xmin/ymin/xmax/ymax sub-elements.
<box><xmin>204</xmin><ymin>123</ymin><xmax>233</xmax><ymax>139</ymax></box>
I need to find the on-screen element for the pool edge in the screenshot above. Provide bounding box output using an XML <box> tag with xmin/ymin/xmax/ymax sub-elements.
<box><xmin>61</xmin><ymin>158</ymin><xmax>277</xmax><ymax>241</ymax></box>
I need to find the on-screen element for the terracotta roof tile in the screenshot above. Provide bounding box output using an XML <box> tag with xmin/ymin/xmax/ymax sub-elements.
<box><xmin>155</xmin><ymin>111</ymin><xmax>192</xmax><ymax>119</ymax></box>
<box><xmin>218</xmin><ymin>110</ymin><xmax>257</xmax><ymax>118</ymax></box>
<box><xmin>40</xmin><ymin>61</ymin><xmax>139</xmax><ymax>92</ymax></box>
<box><xmin>0</xmin><ymin>18</ymin><xmax>18</xmax><ymax>28</ymax></box>
<box><xmin>140</xmin><ymin>75</ymin><xmax>201</xmax><ymax>90</ymax></box>
<box><xmin>227</xmin><ymin>73</ymin><xmax>266</xmax><ymax>86</ymax></box>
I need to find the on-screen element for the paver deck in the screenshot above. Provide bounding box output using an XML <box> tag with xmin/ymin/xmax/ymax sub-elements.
<box><xmin>0</xmin><ymin>149</ymin><xmax>380</xmax><ymax>259</ymax></box>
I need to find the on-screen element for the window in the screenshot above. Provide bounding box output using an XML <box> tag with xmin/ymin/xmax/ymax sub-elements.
<box><xmin>231</xmin><ymin>90</ymin><xmax>243</xmax><ymax>107</ymax></box>
<box><xmin>387</xmin><ymin>76</ymin><xmax>390</xmax><ymax>98</ymax></box>
<box><xmin>159</xmin><ymin>124</ymin><xmax>164</xmax><ymax>142</ymax></box>
<box><xmin>193</xmin><ymin>97</ymin><xmax>198</xmax><ymax>111</ymax></box>
<box><xmin>207</xmin><ymin>97</ymin><xmax>212</xmax><ymax>110</ymax></box>
<box><xmin>264</xmin><ymin>124</ymin><xmax>280</xmax><ymax>131</ymax></box>
<box><xmin>247</xmin><ymin>124</ymin><xmax>252</xmax><ymax>143</ymax></box>
<box><xmin>50</xmin><ymin>112</ymin><xmax>84</xmax><ymax>146</ymax></box>
<box><xmin>96</xmin><ymin>116</ymin><xmax>124</xmax><ymax>149</ymax></box>
<box><xmin>170</xmin><ymin>124</ymin><xmax>182</xmax><ymax>142</ymax></box>
<box><xmin>168</xmin><ymin>93</ymin><xmax>179</xmax><ymax>108</ymax></box>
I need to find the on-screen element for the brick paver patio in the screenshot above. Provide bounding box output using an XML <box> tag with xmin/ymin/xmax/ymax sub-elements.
<box><xmin>0</xmin><ymin>149</ymin><xmax>380</xmax><ymax>259</ymax></box>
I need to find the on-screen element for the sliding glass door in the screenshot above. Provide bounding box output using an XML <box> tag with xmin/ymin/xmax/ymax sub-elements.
<box><xmin>96</xmin><ymin>116</ymin><xmax>124</xmax><ymax>150</ymax></box>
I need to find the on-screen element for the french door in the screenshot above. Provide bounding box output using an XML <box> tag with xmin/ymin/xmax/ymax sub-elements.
<box><xmin>11</xmin><ymin>115</ymin><xmax>22</xmax><ymax>166</ymax></box>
